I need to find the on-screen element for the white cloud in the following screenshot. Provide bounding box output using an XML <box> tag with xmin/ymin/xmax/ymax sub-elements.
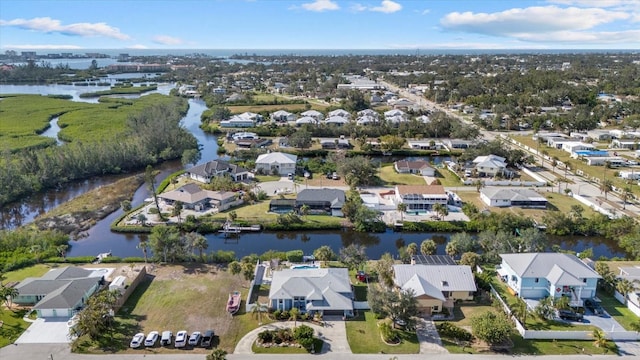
<box><xmin>0</xmin><ymin>44</ymin><xmax>83</xmax><ymax>50</ymax></box>
<box><xmin>0</xmin><ymin>17</ymin><xmax>130</xmax><ymax>40</ymax></box>
<box><xmin>300</xmin><ymin>0</ymin><xmax>339</xmax><ymax>12</ymax></box>
<box><xmin>153</xmin><ymin>35</ymin><xmax>184</xmax><ymax>45</ymax></box>
<box><xmin>350</xmin><ymin>3</ymin><xmax>367</xmax><ymax>12</ymax></box>
<box><xmin>547</xmin><ymin>0</ymin><xmax>637</xmax><ymax>8</ymax></box>
<box><xmin>370</xmin><ymin>0</ymin><xmax>402</xmax><ymax>13</ymax></box>
<box><xmin>421</xmin><ymin>9</ymin><xmax>431</xmax><ymax>15</ymax></box>
<box><xmin>128</xmin><ymin>44</ymin><xmax>149</xmax><ymax>49</ymax></box>
<box><xmin>441</xmin><ymin>6</ymin><xmax>629</xmax><ymax>35</ymax></box>
<box><xmin>515</xmin><ymin>29</ymin><xmax>640</xmax><ymax>43</ymax></box>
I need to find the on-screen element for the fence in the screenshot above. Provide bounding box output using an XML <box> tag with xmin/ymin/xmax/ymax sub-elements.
<box><xmin>114</xmin><ymin>265</ymin><xmax>147</xmax><ymax>312</ymax></box>
<box><xmin>463</xmin><ymin>179</ymin><xmax>546</xmax><ymax>187</ymax></box>
<box><xmin>245</xmin><ymin>261</ymin><xmax>267</xmax><ymax>313</ymax></box>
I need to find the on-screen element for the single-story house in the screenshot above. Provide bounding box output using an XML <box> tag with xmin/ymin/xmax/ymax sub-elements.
<box><xmin>480</xmin><ymin>187</ymin><xmax>547</xmax><ymax>208</ymax></box>
<box><xmin>186</xmin><ymin>160</ymin><xmax>249</xmax><ymax>183</ymax></box>
<box><xmin>611</xmin><ymin>139</ymin><xmax>639</xmax><ymax>150</ymax></box>
<box><xmin>328</xmin><ymin>109</ymin><xmax>351</xmax><ymax>119</ymax></box>
<box><xmin>393</xmin><ymin>264</ymin><xmax>476</xmax><ymax>315</ymax></box>
<box><xmin>325</xmin><ymin>116</ymin><xmax>350</xmax><ymax>126</ymax></box>
<box><xmin>320</xmin><ymin>138</ymin><xmax>351</xmax><ymax>149</ymax></box>
<box><xmin>159</xmin><ymin>183</ymin><xmax>239</xmax><ymax>211</ymax></box>
<box><xmin>394</xmin><ymin>160</ymin><xmax>435</xmax><ymax>176</ymax></box>
<box><xmin>295</xmin><ymin>116</ymin><xmax>319</xmax><ymax>126</ymax></box>
<box><xmin>616</xmin><ymin>266</ymin><xmax>640</xmax><ymax>317</ymax></box>
<box><xmin>562</xmin><ymin>142</ymin><xmax>595</xmax><ymax>154</ymax></box>
<box><xmin>220</xmin><ymin>115</ymin><xmax>255</xmax><ymax>128</ymax></box>
<box><xmin>13</xmin><ymin>267</ymin><xmax>104</xmax><ymax>318</ymax></box>
<box><xmin>271</xmin><ymin>110</ymin><xmax>296</xmax><ymax>123</ymax></box>
<box><xmin>395</xmin><ymin>185</ymin><xmax>448</xmax><ymax>212</ymax></box>
<box><xmin>442</xmin><ymin>139</ymin><xmax>475</xmax><ymax>151</ymax></box>
<box><xmin>235</xmin><ymin>138</ymin><xmax>272</xmax><ymax>149</ymax></box>
<box><xmin>269</xmin><ymin>198</ymin><xmax>296</xmax><ymax>214</ymax></box>
<box><xmin>473</xmin><ymin>154</ymin><xmax>507</xmax><ymax>177</ymax></box>
<box><xmin>586</xmin><ymin>130</ymin><xmax>613</xmax><ymax>141</ymax></box>
<box><xmin>300</xmin><ymin>110</ymin><xmax>324</xmax><ymax>121</ymax></box>
<box><xmin>498</xmin><ymin>253</ymin><xmax>600</xmax><ymax>304</ymax></box>
<box><xmin>357</xmin><ymin>109</ymin><xmax>378</xmax><ymax>119</ymax></box>
<box><xmin>268</xmin><ymin>268</ymin><xmax>354</xmax><ymax>317</ymax></box>
<box><xmin>407</xmin><ymin>139</ymin><xmax>444</xmax><ymax>150</ymax></box>
<box><xmin>255</xmin><ymin>152</ymin><xmax>297</xmax><ymax>175</ymax></box>
<box><xmin>356</xmin><ymin>115</ymin><xmax>378</xmax><ymax>125</ymax></box>
<box><xmin>296</xmin><ymin>188</ymin><xmax>345</xmax><ymax>217</ymax></box>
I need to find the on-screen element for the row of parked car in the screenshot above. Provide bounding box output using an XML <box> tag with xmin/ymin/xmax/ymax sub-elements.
<box><xmin>130</xmin><ymin>329</ymin><xmax>214</xmax><ymax>349</ymax></box>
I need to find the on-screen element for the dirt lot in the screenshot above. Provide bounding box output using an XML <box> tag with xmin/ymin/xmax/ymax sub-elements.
<box><xmin>117</xmin><ymin>264</ymin><xmax>254</xmax><ymax>354</ymax></box>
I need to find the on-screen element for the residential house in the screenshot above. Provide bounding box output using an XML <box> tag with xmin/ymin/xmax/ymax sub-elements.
<box><xmin>480</xmin><ymin>187</ymin><xmax>547</xmax><ymax>208</ymax></box>
<box><xmin>220</xmin><ymin>115</ymin><xmax>255</xmax><ymax>128</ymax></box>
<box><xmin>407</xmin><ymin>139</ymin><xmax>444</xmax><ymax>150</ymax></box>
<box><xmin>296</xmin><ymin>188</ymin><xmax>345</xmax><ymax>217</ymax></box>
<box><xmin>300</xmin><ymin>110</ymin><xmax>324</xmax><ymax>121</ymax></box>
<box><xmin>271</xmin><ymin>110</ymin><xmax>296</xmax><ymax>123</ymax></box>
<box><xmin>586</xmin><ymin>130</ymin><xmax>613</xmax><ymax>141</ymax></box>
<box><xmin>357</xmin><ymin>109</ymin><xmax>378</xmax><ymax>119</ymax></box>
<box><xmin>616</xmin><ymin>266</ymin><xmax>640</xmax><ymax>317</ymax></box>
<box><xmin>473</xmin><ymin>154</ymin><xmax>507</xmax><ymax>177</ymax></box>
<box><xmin>562</xmin><ymin>142</ymin><xmax>595</xmax><ymax>155</ymax></box>
<box><xmin>356</xmin><ymin>115</ymin><xmax>378</xmax><ymax>125</ymax></box>
<box><xmin>235</xmin><ymin>138</ymin><xmax>272</xmax><ymax>149</ymax></box>
<box><xmin>389</xmin><ymin>98</ymin><xmax>414</xmax><ymax>109</ymax></box>
<box><xmin>393</xmin><ymin>264</ymin><xmax>476</xmax><ymax>315</ymax></box>
<box><xmin>497</xmin><ymin>253</ymin><xmax>600</xmax><ymax>304</ymax></box>
<box><xmin>159</xmin><ymin>183</ymin><xmax>239</xmax><ymax>211</ymax></box>
<box><xmin>268</xmin><ymin>199</ymin><xmax>296</xmax><ymax>214</ymax></box>
<box><xmin>442</xmin><ymin>139</ymin><xmax>475</xmax><ymax>151</ymax></box>
<box><xmin>394</xmin><ymin>160</ymin><xmax>435</xmax><ymax>176</ymax></box>
<box><xmin>320</xmin><ymin>138</ymin><xmax>351</xmax><ymax>149</ymax></box>
<box><xmin>13</xmin><ymin>267</ymin><xmax>104</xmax><ymax>318</ymax></box>
<box><xmin>255</xmin><ymin>152</ymin><xmax>297</xmax><ymax>175</ymax></box>
<box><xmin>415</xmin><ymin>115</ymin><xmax>431</xmax><ymax>123</ymax></box>
<box><xmin>325</xmin><ymin>116</ymin><xmax>350</xmax><ymax>126</ymax></box>
<box><xmin>186</xmin><ymin>160</ymin><xmax>249</xmax><ymax>183</ymax></box>
<box><xmin>384</xmin><ymin>109</ymin><xmax>407</xmax><ymax>124</ymax></box>
<box><xmin>394</xmin><ymin>185</ymin><xmax>448</xmax><ymax>212</ymax></box>
<box><xmin>296</xmin><ymin>116</ymin><xmax>319</xmax><ymax>126</ymax></box>
<box><xmin>268</xmin><ymin>268</ymin><xmax>354</xmax><ymax>317</ymax></box>
<box><xmin>611</xmin><ymin>139</ymin><xmax>639</xmax><ymax>150</ymax></box>
<box><xmin>328</xmin><ymin>109</ymin><xmax>351</xmax><ymax>119</ymax></box>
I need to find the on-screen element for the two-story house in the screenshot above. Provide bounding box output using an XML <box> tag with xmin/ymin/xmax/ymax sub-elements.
<box><xmin>186</xmin><ymin>160</ymin><xmax>249</xmax><ymax>183</ymax></box>
<box><xmin>498</xmin><ymin>253</ymin><xmax>601</xmax><ymax>306</ymax></box>
<box><xmin>394</xmin><ymin>185</ymin><xmax>448</xmax><ymax>212</ymax></box>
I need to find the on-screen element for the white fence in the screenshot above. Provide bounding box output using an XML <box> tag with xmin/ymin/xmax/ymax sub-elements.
<box><xmin>462</xmin><ymin>179</ymin><xmax>546</xmax><ymax>187</ymax></box>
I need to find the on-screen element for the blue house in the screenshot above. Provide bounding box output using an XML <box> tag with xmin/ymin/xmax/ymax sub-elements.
<box><xmin>498</xmin><ymin>253</ymin><xmax>600</xmax><ymax>305</ymax></box>
<box><xmin>268</xmin><ymin>268</ymin><xmax>354</xmax><ymax>318</ymax></box>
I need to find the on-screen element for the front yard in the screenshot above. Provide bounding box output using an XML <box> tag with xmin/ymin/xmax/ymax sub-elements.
<box><xmin>345</xmin><ymin>311</ymin><xmax>419</xmax><ymax>354</ymax></box>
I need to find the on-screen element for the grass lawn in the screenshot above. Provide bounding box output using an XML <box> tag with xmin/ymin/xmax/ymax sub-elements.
<box><xmin>0</xmin><ymin>309</ymin><xmax>30</xmax><ymax>347</ymax></box>
<box><xmin>597</xmin><ymin>292</ymin><xmax>640</xmax><ymax>331</ymax></box>
<box><xmin>450</xmin><ymin>302</ymin><xmax>499</xmax><ymax>327</ymax></box>
<box><xmin>101</xmin><ymin>264</ymin><xmax>266</xmax><ymax>354</ymax></box>
<box><xmin>210</xmin><ymin>201</ymin><xmax>277</xmax><ymax>223</ymax></box>
<box><xmin>1</xmin><ymin>264</ymin><xmax>51</xmax><ymax>284</ymax></box>
<box><xmin>345</xmin><ymin>311</ymin><xmax>419</xmax><ymax>354</ymax></box>
<box><xmin>255</xmin><ymin>175</ymin><xmax>281</xmax><ymax>182</ymax></box>
<box><xmin>511</xmin><ymin>336</ymin><xmax>618</xmax><ymax>355</ymax></box>
<box><xmin>377</xmin><ymin>165</ymin><xmax>426</xmax><ymax>186</ymax></box>
<box><xmin>435</xmin><ymin>168</ymin><xmax>463</xmax><ymax>187</ymax></box>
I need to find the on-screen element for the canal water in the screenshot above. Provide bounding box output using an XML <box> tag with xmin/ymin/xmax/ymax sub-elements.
<box><xmin>0</xmin><ymin>84</ymin><xmax>628</xmax><ymax>260</ymax></box>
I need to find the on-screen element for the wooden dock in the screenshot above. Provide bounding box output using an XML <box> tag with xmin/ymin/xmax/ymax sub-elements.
<box><xmin>219</xmin><ymin>223</ymin><xmax>261</xmax><ymax>235</ymax></box>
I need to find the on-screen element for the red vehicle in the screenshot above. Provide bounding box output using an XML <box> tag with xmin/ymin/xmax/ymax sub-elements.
<box><xmin>356</xmin><ymin>271</ymin><xmax>367</xmax><ymax>282</ymax></box>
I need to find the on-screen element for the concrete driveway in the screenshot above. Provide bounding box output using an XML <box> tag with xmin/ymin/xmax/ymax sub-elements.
<box><xmin>15</xmin><ymin>317</ymin><xmax>71</xmax><ymax>344</ymax></box>
<box><xmin>234</xmin><ymin>317</ymin><xmax>351</xmax><ymax>354</ymax></box>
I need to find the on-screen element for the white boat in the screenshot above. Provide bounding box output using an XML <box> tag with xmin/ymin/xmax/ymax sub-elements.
<box><xmin>226</xmin><ymin>291</ymin><xmax>241</xmax><ymax>315</ymax></box>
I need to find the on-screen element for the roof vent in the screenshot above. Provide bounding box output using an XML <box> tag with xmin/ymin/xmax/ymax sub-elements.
<box><xmin>441</xmin><ymin>281</ymin><xmax>449</xmax><ymax>287</ymax></box>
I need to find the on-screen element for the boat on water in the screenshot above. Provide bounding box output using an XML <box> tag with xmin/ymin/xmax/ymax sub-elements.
<box><xmin>226</xmin><ymin>291</ymin><xmax>241</xmax><ymax>315</ymax></box>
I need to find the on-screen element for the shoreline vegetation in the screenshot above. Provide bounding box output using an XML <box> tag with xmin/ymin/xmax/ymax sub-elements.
<box><xmin>78</xmin><ymin>84</ymin><xmax>157</xmax><ymax>98</ymax></box>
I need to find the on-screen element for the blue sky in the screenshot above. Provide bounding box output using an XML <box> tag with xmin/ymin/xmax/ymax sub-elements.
<box><xmin>1</xmin><ymin>0</ymin><xmax>639</xmax><ymax>50</ymax></box>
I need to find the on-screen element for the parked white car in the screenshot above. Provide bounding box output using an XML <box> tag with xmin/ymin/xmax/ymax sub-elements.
<box><xmin>188</xmin><ymin>331</ymin><xmax>201</xmax><ymax>346</ymax></box>
<box><xmin>160</xmin><ymin>330</ymin><xmax>173</xmax><ymax>346</ymax></box>
<box><xmin>144</xmin><ymin>331</ymin><xmax>159</xmax><ymax>347</ymax></box>
<box><xmin>174</xmin><ymin>330</ymin><xmax>188</xmax><ymax>348</ymax></box>
<box><xmin>130</xmin><ymin>333</ymin><xmax>145</xmax><ymax>348</ymax></box>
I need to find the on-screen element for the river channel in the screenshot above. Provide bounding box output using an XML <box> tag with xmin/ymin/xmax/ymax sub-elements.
<box><xmin>0</xmin><ymin>84</ymin><xmax>628</xmax><ymax>260</ymax></box>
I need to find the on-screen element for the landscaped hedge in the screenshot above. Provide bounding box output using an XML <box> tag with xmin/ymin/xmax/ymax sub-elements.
<box><xmin>436</xmin><ymin>322</ymin><xmax>473</xmax><ymax>342</ymax></box>
<box><xmin>45</xmin><ymin>256</ymin><xmax>96</xmax><ymax>264</ymax></box>
<box><xmin>264</xmin><ymin>222</ymin><xmax>342</xmax><ymax>231</ymax></box>
<box><xmin>401</xmin><ymin>221</ymin><xmax>469</xmax><ymax>232</ymax></box>
<box><xmin>286</xmin><ymin>250</ymin><xmax>304</xmax><ymax>262</ymax></box>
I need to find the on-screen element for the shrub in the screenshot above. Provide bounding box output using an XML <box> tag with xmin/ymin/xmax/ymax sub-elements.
<box><xmin>379</xmin><ymin>321</ymin><xmax>399</xmax><ymax>343</ymax></box>
<box><xmin>100</xmin><ymin>256</ymin><xmax>122</xmax><ymax>263</ymax></box>
<box><xmin>210</xmin><ymin>250</ymin><xmax>236</xmax><ymax>263</ymax></box>
<box><xmin>294</xmin><ymin>324</ymin><xmax>314</xmax><ymax>341</ymax></box>
<box><xmin>257</xmin><ymin>330</ymin><xmax>274</xmax><ymax>343</ymax></box>
<box><xmin>273</xmin><ymin>310</ymin><xmax>281</xmax><ymax>320</ymax></box>
<box><xmin>286</xmin><ymin>250</ymin><xmax>304</xmax><ymax>262</ymax></box>
<box><xmin>436</xmin><ymin>322</ymin><xmax>473</xmax><ymax>342</ymax></box>
<box><xmin>122</xmin><ymin>257</ymin><xmax>145</xmax><ymax>263</ymax></box>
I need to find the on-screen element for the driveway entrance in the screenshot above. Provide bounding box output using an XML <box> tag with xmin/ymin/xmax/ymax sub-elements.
<box><xmin>15</xmin><ymin>317</ymin><xmax>71</xmax><ymax>344</ymax></box>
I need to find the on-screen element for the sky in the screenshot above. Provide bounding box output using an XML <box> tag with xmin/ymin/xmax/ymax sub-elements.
<box><xmin>1</xmin><ymin>0</ymin><xmax>639</xmax><ymax>51</ymax></box>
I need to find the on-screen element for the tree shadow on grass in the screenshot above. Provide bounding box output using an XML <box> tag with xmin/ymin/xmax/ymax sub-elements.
<box><xmin>117</xmin><ymin>273</ymin><xmax>155</xmax><ymax>316</ymax></box>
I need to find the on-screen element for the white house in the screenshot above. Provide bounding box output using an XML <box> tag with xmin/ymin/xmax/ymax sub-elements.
<box><xmin>328</xmin><ymin>109</ymin><xmax>351</xmax><ymax>119</ymax></box>
<box><xmin>325</xmin><ymin>116</ymin><xmax>350</xmax><ymax>126</ymax></box>
<box><xmin>220</xmin><ymin>115</ymin><xmax>255</xmax><ymax>128</ymax></box>
<box><xmin>271</xmin><ymin>110</ymin><xmax>296</xmax><ymax>123</ymax></box>
<box><xmin>480</xmin><ymin>187</ymin><xmax>547</xmax><ymax>208</ymax></box>
<box><xmin>255</xmin><ymin>152</ymin><xmax>297</xmax><ymax>175</ymax></box>
<box><xmin>300</xmin><ymin>110</ymin><xmax>324</xmax><ymax>121</ymax></box>
<box><xmin>295</xmin><ymin>116</ymin><xmax>319</xmax><ymax>126</ymax></box>
<box><xmin>473</xmin><ymin>154</ymin><xmax>507</xmax><ymax>177</ymax></box>
<box><xmin>186</xmin><ymin>160</ymin><xmax>249</xmax><ymax>183</ymax></box>
<box><xmin>562</xmin><ymin>142</ymin><xmax>595</xmax><ymax>154</ymax></box>
<box><xmin>394</xmin><ymin>160</ymin><xmax>435</xmax><ymax>176</ymax></box>
<box><xmin>498</xmin><ymin>253</ymin><xmax>600</xmax><ymax>304</ymax></box>
<box><xmin>611</xmin><ymin>139</ymin><xmax>638</xmax><ymax>150</ymax></box>
<box><xmin>616</xmin><ymin>266</ymin><xmax>640</xmax><ymax>317</ymax></box>
<box><xmin>395</xmin><ymin>185</ymin><xmax>448</xmax><ymax>212</ymax></box>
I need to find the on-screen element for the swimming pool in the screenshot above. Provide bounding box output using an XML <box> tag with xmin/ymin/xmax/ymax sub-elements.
<box><xmin>290</xmin><ymin>265</ymin><xmax>319</xmax><ymax>269</ymax></box>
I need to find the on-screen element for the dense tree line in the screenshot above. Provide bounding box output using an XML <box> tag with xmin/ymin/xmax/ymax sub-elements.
<box><xmin>0</xmin><ymin>228</ymin><xmax>69</xmax><ymax>271</ymax></box>
<box><xmin>0</xmin><ymin>99</ymin><xmax>197</xmax><ymax>206</ymax></box>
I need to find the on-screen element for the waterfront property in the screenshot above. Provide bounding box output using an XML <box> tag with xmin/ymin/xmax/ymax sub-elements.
<box><xmin>13</xmin><ymin>267</ymin><xmax>104</xmax><ymax>318</ymax></box>
<box><xmin>480</xmin><ymin>187</ymin><xmax>548</xmax><ymax>208</ymax></box>
<box><xmin>394</xmin><ymin>160</ymin><xmax>435</xmax><ymax>176</ymax></box>
<box><xmin>615</xmin><ymin>265</ymin><xmax>640</xmax><ymax>317</ymax></box>
<box><xmin>296</xmin><ymin>188</ymin><xmax>346</xmax><ymax>217</ymax></box>
<box><xmin>255</xmin><ymin>152</ymin><xmax>297</xmax><ymax>175</ymax></box>
<box><xmin>472</xmin><ymin>154</ymin><xmax>507</xmax><ymax>177</ymax></box>
<box><xmin>392</xmin><ymin>263</ymin><xmax>476</xmax><ymax>315</ymax></box>
<box><xmin>159</xmin><ymin>183</ymin><xmax>239</xmax><ymax>211</ymax></box>
<box><xmin>497</xmin><ymin>253</ymin><xmax>601</xmax><ymax>306</ymax></box>
<box><xmin>268</xmin><ymin>267</ymin><xmax>354</xmax><ymax>317</ymax></box>
<box><xmin>394</xmin><ymin>185</ymin><xmax>448</xmax><ymax>212</ymax></box>
<box><xmin>185</xmin><ymin>160</ymin><xmax>250</xmax><ymax>183</ymax></box>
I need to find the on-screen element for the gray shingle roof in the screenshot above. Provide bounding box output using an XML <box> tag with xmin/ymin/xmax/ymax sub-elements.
<box><xmin>33</xmin><ymin>277</ymin><xmax>100</xmax><ymax>310</ymax></box>
<box><xmin>500</xmin><ymin>253</ymin><xmax>601</xmax><ymax>280</ymax></box>
<box><xmin>186</xmin><ymin>160</ymin><xmax>248</xmax><ymax>178</ymax></box>
<box><xmin>296</xmin><ymin>189</ymin><xmax>345</xmax><ymax>209</ymax></box>
<box><xmin>269</xmin><ymin>268</ymin><xmax>353</xmax><ymax>311</ymax></box>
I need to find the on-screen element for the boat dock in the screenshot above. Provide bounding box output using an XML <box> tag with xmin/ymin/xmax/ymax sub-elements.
<box><xmin>219</xmin><ymin>223</ymin><xmax>261</xmax><ymax>235</ymax></box>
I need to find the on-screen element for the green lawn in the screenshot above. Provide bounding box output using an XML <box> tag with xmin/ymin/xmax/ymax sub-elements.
<box><xmin>377</xmin><ymin>165</ymin><xmax>426</xmax><ymax>185</ymax></box>
<box><xmin>0</xmin><ymin>309</ymin><xmax>31</xmax><ymax>348</ymax></box>
<box><xmin>597</xmin><ymin>292</ymin><xmax>640</xmax><ymax>331</ymax></box>
<box><xmin>255</xmin><ymin>175</ymin><xmax>281</xmax><ymax>182</ymax></box>
<box><xmin>450</xmin><ymin>303</ymin><xmax>499</xmax><ymax>327</ymax></box>
<box><xmin>435</xmin><ymin>168</ymin><xmax>463</xmax><ymax>187</ymax></box>
<box><xmin>1</xmin><ymin>264</ymin><xmax>51</xmax><ymax>284</ymax></box>
<box><xmin>345</xmin><ymin>311</ymin><xmax>419</xmax><ymax>354</ymax></box>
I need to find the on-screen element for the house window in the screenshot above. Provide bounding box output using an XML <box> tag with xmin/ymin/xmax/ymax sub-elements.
<box><xmin>534</xmin><ymin>278</ymin><xmax>539</xmax><ymax>283</ymax></box>
<box><xmin>433</xmin><ymin>306</ymin><xmax>439</xmax><ymax>311</ymax></box>
<box><xmin>583</xmin><ymin>278</ymin><xmax>587</xmax><ymax>283</ymax></box>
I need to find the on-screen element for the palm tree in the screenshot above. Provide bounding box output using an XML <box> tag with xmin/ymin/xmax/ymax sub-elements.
<box><xmin>592</xmin><ymin>328</ymin><xmax>608</xmax><ymax>348</ymax></box>
<box><xmin>554</xmin><ymin>295</ymin><xmax>570</xmax><ymax>310</ymax></box>
<box><xmin>621</xmin><ymin>186</ymin><xmax>634</xmax><ymax>210</ymax></box>
<box><xmin>57</xmin><ymin>244</ymin><xmax>69</xmax><ymax>259</ymax></box>
<box><xmin>432</xmin><ymin>203</ymin><xmax>448</xmax><ymax>220</ymax></box>
<box><xmin>599</xmin><ymin>179</ymin><xmax>613</xmax><ymax>200</ymax></box>
<box><xmin>420</xmin><ymin>239</ymin><xmax>437</xmax><ymax>256</ymax></box>
<box><xmin>300</xmin><ymin>204</ymin><xmax>310</xmax><ymax>220</ymax></box>
<box><xmin>30</xmin><ymin>244</ymin><xmax>41</xmax><ymax>263</ymax></box>
<box><xmin>473</xmin><ymin>179</ymin><xmax>484</xmax><ymax>193</ymax></box>
<box><xmin>136</xmin><ymin>213</ymin><xmax>147</xmax><ymax>226</ymax></box>
<box><xmin>251</xmin><ymin>303</ymin><xmax>269</xmax><ymax>325</ymax></box>
<box><xmin>551</xmin><ymin>157</ymin><xmax>559</xmax><ymax>173</ymax></box>
<box><xmin>541</xmin><ymin>149</ymin><xmax>549</xmax><ymax>168</ymax></box>
<box><xmin>289</xmin><ymin>307</ymin><xmax>300</xmax><ymax>328</ymax></box>
<box><xmin>191</xmin><ymin>233</ymin><xmax>209</xmax><ymax>262</ymax></box>
<box><xmin>137</xmin><ymin>236</ymin><xmax>149</xmax><ymax>263</ymax></box>
<box><xmin>407</xmin><ymin>242</ymin><xmax>419</xmax><ymax>257</ymax></box>
<box><xmin>1</xmin><ymin>286</ymin><xmax>19</xmax><ymax>309</ymax></box>
<box><xmin>396</xmin><ymin>202</ymin><xmax>407</xmax><ymax>222</ymax></box>
<box><xmin>616</xmin><ymin>279</ymin><xmax>635</xmax><ymax>304</ymax></box>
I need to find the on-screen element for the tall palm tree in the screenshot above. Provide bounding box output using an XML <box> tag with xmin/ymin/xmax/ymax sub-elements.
<box><xmin>289</xmin><ymin>307</ymin><xmax>300</xmax><ymax>328</ymax></box>
<box><xmin>616</xmin><ymin>279</ymin><xmax>635</xmax><ymax>304</ymax></box>
<box><xmin>600</xmin><ymin>179</ymin><xmax>613</xmax><ymax>200</ymax></box>
<box><xmin>541</xmin><ymin>149</ymin><xmax>549</xmax><ymax>168</ymax></box>
<box><xmin>420</xmin><ymin>239</ymin><xmax>437</xmax><ymax>256</ymax></box>
<box><xmin>300</xmin><ymin>204</ymin><xmax>310</xmax><ymax>220</ymax></box>
<box><xmin>2</xmin><ymin>286</ymin><xmax>19</xmax><ymax>309</ymax></box>
<box><xmin>432</xmin><ymin>203</ymin><xmax>448</xmax><ymax>220</ymax></box>
<box><xmin>137</xmin><ymin>236</ymin><xmax>149</xmax><ymax>263</ymax></box>
<box><xmin>251</xmin><ymin>303</ymin><xmax>269</xmax><ymax>325</ymax></box>
<box><xmin>396</xmin><ymin>203</ymin><xmax>407</xmax><ymax>222</ymax></box>
<box><xmin>621</xmin><ymin>186</ymin><xmax>634</xmax><ymax>210</ymax></box>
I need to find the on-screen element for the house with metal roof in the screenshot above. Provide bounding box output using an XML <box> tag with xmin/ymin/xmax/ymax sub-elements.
<box><xmin>268</xmin><ymin>268</ymin><xmax>354</xmax><ymax>317</ymax></box>
<box><xmin>498</xmin><ymin>253</ymin><xmax>601</xmax><ymax>305</ymax></box>
<box><xmin>472</xmin><ymin>154</ymin><xmax>507</xmax><ymax>177</ymax></box>
<box><xmin>13</xmin><ymin>267</ymin><xmax>103</xmax><ymax>318</ymax></box>
<box><xmin>255</xmin><ymin>152</ymin><xmax>297</xmax><ymax>175</ymax></box>
<box><xmin>186</xmin><ymin>160</ymin><xmax>249</xmax><ymax>183</ymax></box>
<box><xmin>480</xmin><ymin>187</ymin><xmax>547</xmax><ymax>208</ymax></box>
<box><xmin>392</xmin><ymin>264</ymin><xmax>476</xmax><ymax>315</ymax></box>
<box><xmin>394</xmin><ymin>185</ymin><xmax>448</xmax><ymax>212</ymax></box>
